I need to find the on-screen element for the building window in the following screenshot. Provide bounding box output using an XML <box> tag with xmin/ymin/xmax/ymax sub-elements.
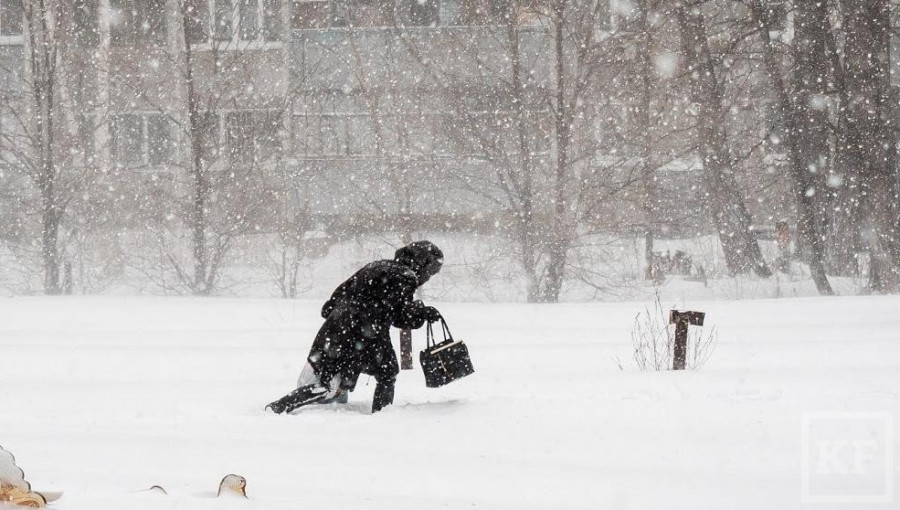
<box><xmin>262</xmin><ymin>0</ymin><xmax>282</xmax><ymax>40</ymax></box>
<box><xmin>294</xmin><ymin>114</ymin><xmax>345</xmax><ymax>156</ymax></box>
<box><xmin>330</xmin><ymin>0</ymin><xmax>388</xmax><ymax>27</ymax></box>
<box><xmin>439</xmin><ymin>0</ymin><xmax>461</xmax><ymax>26</ymax></box>
<box><xmin>330</xmin><ymin>0</ymin><xmax>349</xmax><ymax>27</ymax></box>
<box><xmin>185</xmin><ymin>0</ymin><xmax>211</xmax><ymax>44</ymax></box>
<box><xmin>291</xmin><ymin>0</ymin><xmax>470</xmax><ymax>28</ymax></box>
<box><xmin>110</xmin><ymin>113</ymin><xmax>177</xmax><ymax>168</ymax></box>
<box><xmin>459</xmin><ymin>0</ymin><xmax>491</xmax><ymax>25</ymax></box>
<box><xmin>0</xmin><ymin>0</ymin><xmax>24</xmax><ymax>42</ymax></box>
<box><xmin>397</xmin><ymin>0</ymin><xmax>437</xmax><ymax>25</ymax></box>
<box><xmin>294</xmin><ymin>0</ymin><xmax>439</xmax><ymax>28</ymax></box>
<box><xmin>456</xmin><ymin>0</ymin><xmax>521</xmax><ymax>26</ymax></box>
<box><xmin>319</xmin><ymin>116</ymin><xmax>343</xmax><ymax>155</ymax></box>
<box><xmin>432</xmin><ymin>113</ymin><xmax>457</xmax><ymax>154</ymax></box>
<box><xmin>197</xmin><ymin>112</ymin><xmax>221</xmax><ymax>163</ymax></box>
<box><xmin>110</xmin><ymin>114</ymin><xmax>143</xmax><ymax>166</ymax></box>
<box><xmin>214</xmin><ymin>0</ymin><xmax>234</xmax><ymax>40</ymax></box>
<box><xmin>594</xmin><ymin>0</ymin><xmax>610</xmax><ymax>31</ymax></box>
<box><xmin>292</xmin><ymin>0</ymin><xmax>330</xmax><ymax>29</ymax></box>
<box><xmin>110</xmin><ymin>0</ymin><xmax>167</xmax><ymax>47</ymax></box>
<box><xmin>891</xmin><ymin>3</ymin><xmax>900</xmax><ymax>86</ymax></box>
<box><xmin>487</xmin><ymin>0</ymin><xmax>508</xmax><ymax>22</ymax></box>
<box><xmin>147</xmin><ymin>115</ymin><xmax>178</xmax><ymax>165</ymax></box>
<box><xmin>210</xmin><ymin>0</ymin><xmax>281</xmax><ymax>44</ymax></box>
<box><xmin>224</xmin><ymin>110</ymin><xmax>283</xmax><ymax>166</ymax></box>
<box><xmin>766</xmin><ymin>0</ymin><xmax>788</xmax><ymax>32</ymax></box>
<box><xmin>77</xmin><ymin>115</ymin><xmax>97</xmax><ymax>167</ymax></box>
<box><xmin>73</xmin><ymin>0</ymin><xmax>100</xmax><ymax>47</ymax></box>
<box><xmin>347</xmin><ymin>116</ymin><xmax>376</xmax><ymax>155</ymax></box>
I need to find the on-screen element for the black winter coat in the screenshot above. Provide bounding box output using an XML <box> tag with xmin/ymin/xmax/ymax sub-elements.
<box><xmin>307</xmin><ymin>259</ymin><xmax>432</xmax><ymax>389</ymax></box>
<box><xmin>320</xmin><ymin>259</ymin><xmax>430</xmax><ymax>331</ymax></box>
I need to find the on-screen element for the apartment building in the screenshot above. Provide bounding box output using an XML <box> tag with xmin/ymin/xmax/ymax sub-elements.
<box><xmin>1</xmin><ymin>0</ymin><xmax>733</xmax><ymax>239</ymax></box>
<box><xmin>0</xmin><ymin>1</ymin><xmax>572</xmax><ymax>228</ymax></box>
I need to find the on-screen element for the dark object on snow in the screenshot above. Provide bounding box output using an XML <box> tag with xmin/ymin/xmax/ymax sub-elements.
<box><xmin>266</xmin><ymin>383</ymin><xmax>330</xmax><ymax>414</ymax></box>
<box><xmin>648</xmin><ymin>249</ymin><xmax>694</xmax><ymax>280</ymax></box>
<box><xmin>671</xmin><ymin>250</ymin><xmax>692</xmax><ymax>275</ymax></box>
<box><xmin>267</xmin><ymin>240</ymin><xmax>444</xmax><ymax>414</ymax></box>
<box><xmin>420</xmin><ymin>318</ymin><xmax>474</xmax><ymax>388</ymax></box>
<box><xmin>669</xmin><ymin>310</ymin><xmax>705</xmax><ymax>370</ymax></box>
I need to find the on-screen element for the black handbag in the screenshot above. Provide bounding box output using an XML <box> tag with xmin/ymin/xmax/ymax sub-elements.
<box><xmin>420</xmin><ymin>318</ymin><xmax>475</xmax><ymax>388</ymax></box>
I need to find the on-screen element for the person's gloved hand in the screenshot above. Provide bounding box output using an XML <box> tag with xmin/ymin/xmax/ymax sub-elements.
<box><xmin>422</xmin><ymin>305</ymin><xmax>442</xmax><ymax>323</ymax></box>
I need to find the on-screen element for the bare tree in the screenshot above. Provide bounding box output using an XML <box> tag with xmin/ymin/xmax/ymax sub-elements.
<box><xmin>261</xmin><ymin>195</ymin><xmax>313</xmax><ymax>298</ymax></box>
<box><xmin>672</xmin><ymin>1</ymin><xmax>771</xmax><ymax>277</ymax></box>
<box><xmin>430</xmin><ymin>0</ymin><xmax>626</xmax><ymax>302</ymax></box>
<box><xmin>0</xmin><ymin>0</ymin><xmax>103</xmax><ymax>294</ymax></box>
<box><xmin>747</xmin><ymin>0</ymin><xmax>833</xmax><ymax>294</ymax></box>
<box><xmin>635</xmin><ymin>0</ymin><xmax>659</xmax><ymax>281</ymax></box>
<box><xmin>108</xmin><ymin>0</ymin><xmax>291</xmax><ymax>295</ymax></box>
<box><xmin>834</xmin><ymin>0</ymin><xmax>898</xmax><ymax>292</ymax></box>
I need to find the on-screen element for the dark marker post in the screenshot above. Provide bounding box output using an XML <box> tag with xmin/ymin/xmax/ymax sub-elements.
<box><xmin>400</xmin><ymin>328</ymin><xmax>413</xmax><ymax>370</ymax></box>
<box><xmin>669</xmin><ymin>310</ymin><xmax>705</xmax><ymax>370</ymax></box>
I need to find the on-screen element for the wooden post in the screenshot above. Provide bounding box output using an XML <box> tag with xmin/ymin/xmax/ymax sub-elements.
<box><xmin>669</xmin><ymin>310</ymin><xmax>705</xmax><ymax>370</ymax></box>
<box><xmin>775</xmin><ymin>220</ymin><xmax>790</xmax><ymax>273</ymax></box>
<box><xmin>400</xmin><ymin>328</ymin><xmax>413</xmax><ymax>370</ymax></box>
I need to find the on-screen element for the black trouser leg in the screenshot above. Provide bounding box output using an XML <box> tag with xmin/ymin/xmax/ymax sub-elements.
<box><xmin>266</xmin><ymin>383</ymin><xmax>328</xmax><ymax>414</ymax></box>
<box><xmin>372</xmin><ymin>380</ymin><xmax>395</xmax><ymax>413</ymax></box>
<box><xmin>367</xmin><ymin>339</ymin><xmax>399</xmax><ymax>413</ymax></box>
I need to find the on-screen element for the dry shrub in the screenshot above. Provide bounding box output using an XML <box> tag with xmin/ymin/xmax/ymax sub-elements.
<box><xmin>631</xmin><ymin>294</ymin><xmax>716</xmax><ymax>371</ymax></box>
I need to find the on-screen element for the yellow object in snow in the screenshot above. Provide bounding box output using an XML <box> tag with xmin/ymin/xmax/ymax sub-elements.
<box><xmin>0</xmin><ymin>483</ymin><xmax>46</xmax><ymax>508</ymax></box>
<box><xmin>0</xmin><ymin>445</ymin><xmax>55</xmax><ymax>508</ymax></box>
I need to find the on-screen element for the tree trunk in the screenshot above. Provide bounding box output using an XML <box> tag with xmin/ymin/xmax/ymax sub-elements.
<box><xmin>823</xmin><ymin>17</ymin><xmax>861</xmax><ymax>276</ymax></box>
<box><xmin>505</xmin><ymin>2</ymin><xmax>539</xmax><ymax>302</ymax></box>
<box><xmin>541</xmin><ymin>0</ymin><xmax>571</xmax><ymax>302</ymax></box>
<box><xmin>181</xmin><ymin>9</ymin><xmax>209</xmax><ymax>295</ymax></box>
<box><xmin>674</xmin><ymin>4</ymin><xmax>771</xmax><ymax>277</ymax></box>
<box><xmin>39</xmin><ymin>77</ymin><xmax>60</xmax><ymax>294</ymax></box>
<box><xmin>636</xmin><ymin>0</ymin><xmax>657</xmax><ymax>281</ymax></box>
<box><xmin>751</xmin><ymin>1</ymin><xmax>833</xmax><ymax>295</ymax></box>
<box><xmin>29</xmin><ymin>0</ymin><xmax>61</xmax><ymax>295</ymax></box>
<box><xmin>792</xmin><ymin>1</ymin><xmax>837</xmax><ymax>271</ymax></box>
<box><xmin>839</xmin><ymin>0</ymin><xmax>898</xmax><ymax>292</ymax></box>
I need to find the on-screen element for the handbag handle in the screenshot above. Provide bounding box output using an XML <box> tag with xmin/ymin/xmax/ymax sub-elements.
<box><xmin>425</xmin><ymin>317</ymin><xmax>453</xmax><ymax>348</ymax></box>
<box><xmin>439</xmin><ymin>317</ymin><xmax>453</xmax><ymax>341</ymax></box>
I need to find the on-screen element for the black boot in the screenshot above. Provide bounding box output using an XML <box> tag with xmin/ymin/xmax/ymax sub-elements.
<box><xmin>266</xmin><ymin>384</ymin><xmax>329</xmax><ymax>414</ymax></box>
<box><xmin>318</xmin><ymin>389</ymin><xmax>349</xmax><ymax>405</ymax></box>
<box><xmin>371</xmin><ymin>381</ymin><xmax>395</xmax><ymax>413</ymax></box>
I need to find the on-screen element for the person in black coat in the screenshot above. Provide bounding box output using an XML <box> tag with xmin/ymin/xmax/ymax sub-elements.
<box><xmin>266</xmin><ymin>240</ymin><xmax>444</xmax><ymax>414</ymax></box>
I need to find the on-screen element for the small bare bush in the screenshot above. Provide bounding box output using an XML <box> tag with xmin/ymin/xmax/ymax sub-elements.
<box><xmin>631</xmin><ymin>294</ymin><xmax>717</xmax><ymax>371</ymax></box>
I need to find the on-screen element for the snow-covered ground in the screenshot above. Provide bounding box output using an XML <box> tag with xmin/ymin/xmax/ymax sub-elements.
<box><xmin>1</xmin><ymin>295</ymin><xmax>898</xmax><ymax>509</ymax></box>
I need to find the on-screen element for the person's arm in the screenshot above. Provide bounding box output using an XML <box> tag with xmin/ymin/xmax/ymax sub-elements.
<box><xmin>394</xmin><ymin>300</ymin><xmax>433</xmax><ymax>330</ymax></box>
<box><xmin>392</xmin><ymin>275</ymin><xmax>441</xmax><ymax>329</ymax></box>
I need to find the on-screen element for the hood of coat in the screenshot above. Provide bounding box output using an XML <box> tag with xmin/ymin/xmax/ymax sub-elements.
<box><xmin>394</xmin><ymin>241</ymin><xmax>443</xmax><ymax>285</ymax></box>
